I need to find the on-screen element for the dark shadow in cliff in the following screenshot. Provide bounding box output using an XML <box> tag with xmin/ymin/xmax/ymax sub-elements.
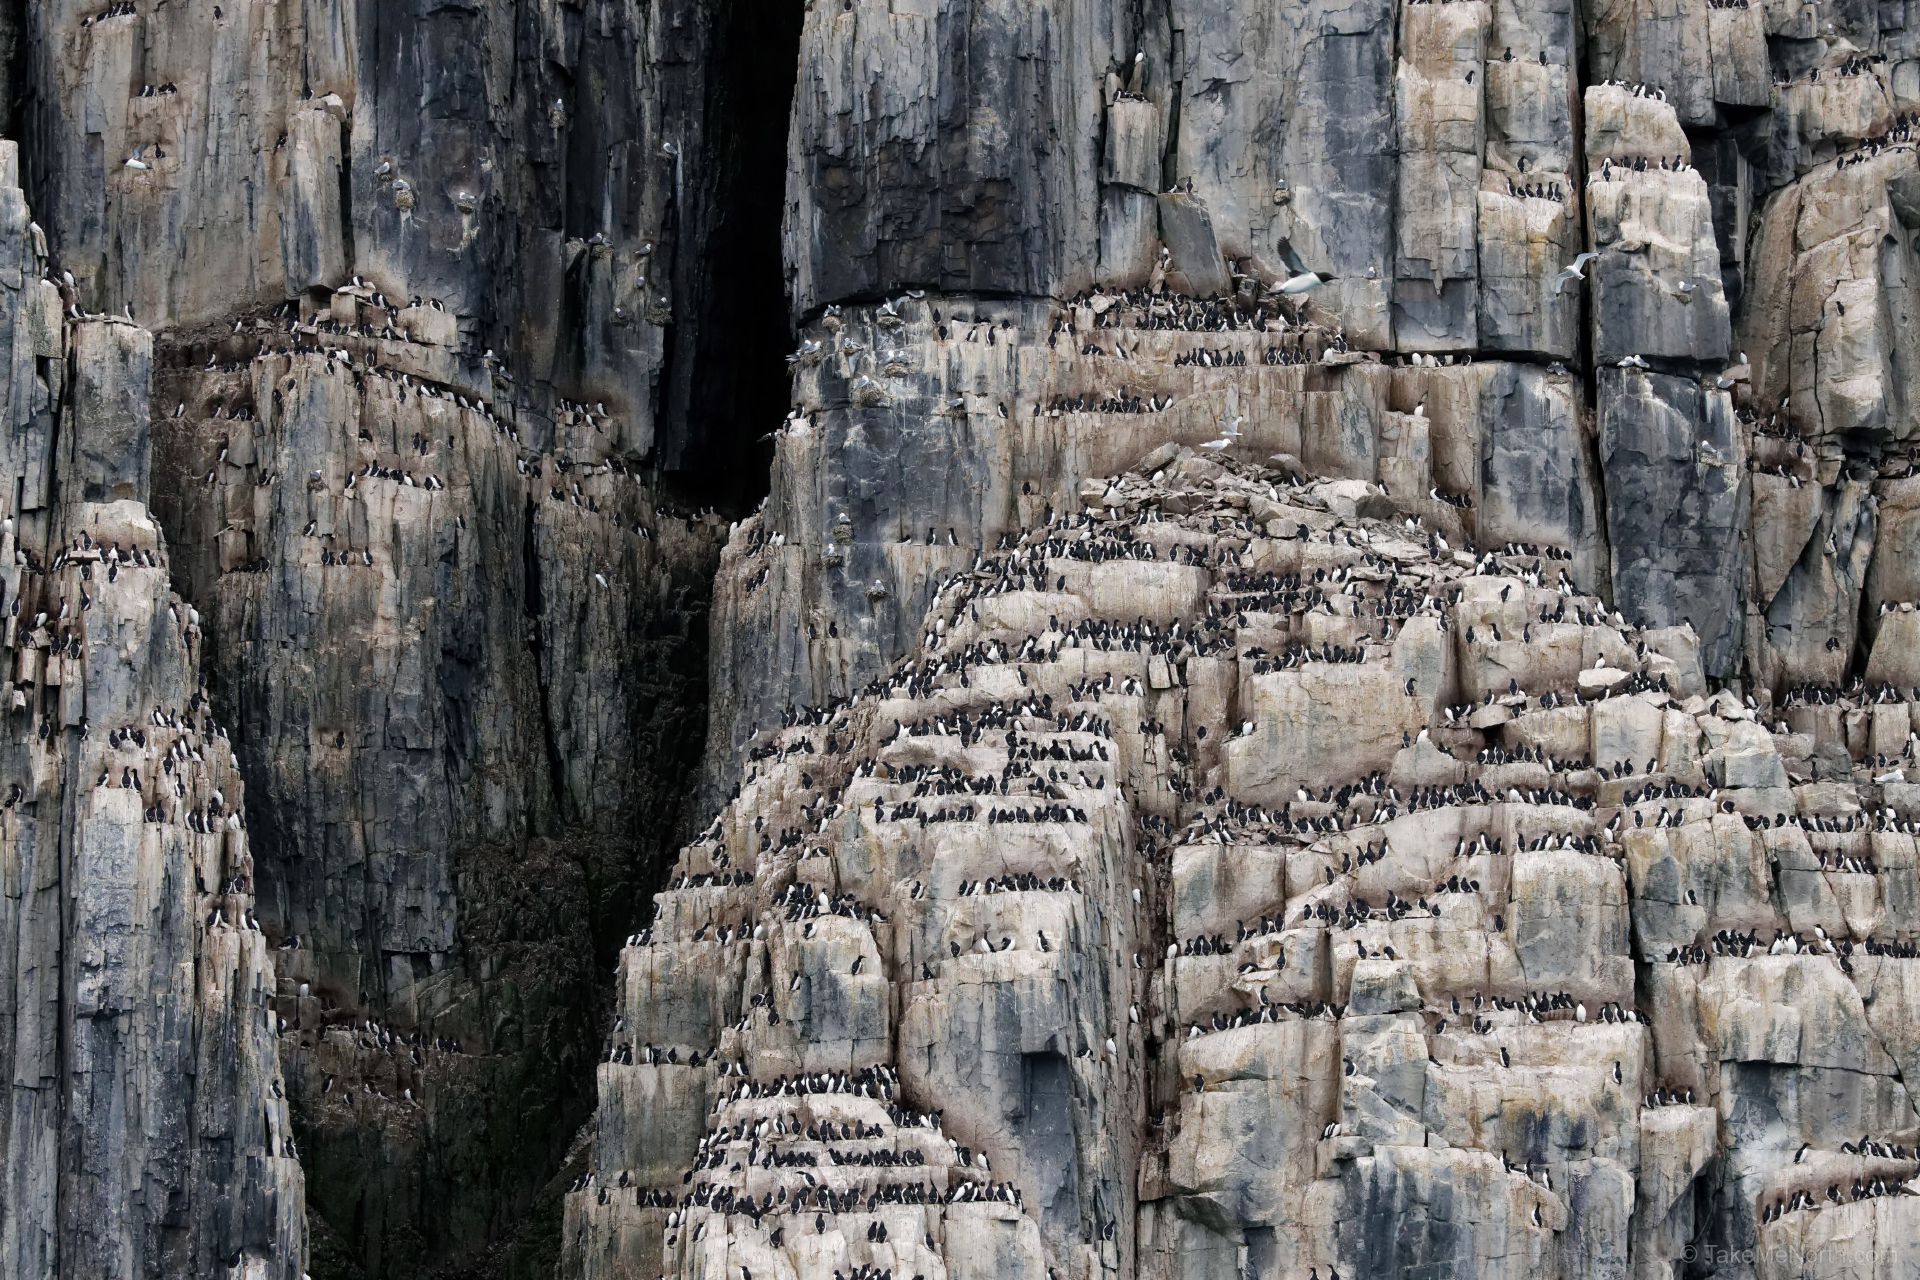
<box><xmin>0</xmin><ymin>0</ymin><xmax>21</xmax><ymax>139</ymax></box>
<box><xmin>657</xmin><ymin>0</ymin><xmax>803</xmax><ymax>513</ymax></box>
<box><xmin>293</xmin><ymin>836</ymin><xmax>602</xmax><ymax>1280</ymax></box>
<box><xmin>144</xmin><ymin>328</ymin><xmax>726</xmax><ymax>1280</ymax></box>
<box><xmin>284</xmin><ymin>582</ymin><xmax>719</xmax><ymax>1280</ymax></box>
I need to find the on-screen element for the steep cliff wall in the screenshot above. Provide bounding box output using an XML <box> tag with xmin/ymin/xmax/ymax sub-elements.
<box><xmin>718</xmin><ymin>0</ymin><xmax>1920</xmax><ymax>762</ymax></box>
<box><xmin>0</xmin><ymin>141</ymin><xmax>304</xmax><ymax>1279</ymax></box>
<box><xmin>8</xmin><ymin>3</ymin><xmax>770</xmax><ymax>1276</ymax></box>
<box><xmin>4</xmin><ymin>1</ymin><xmax>1920</xmax><ymax>1279</ymax></box>
<box><xmin>576</xmin><ymin>440</ymin><xmax>1920</xmax><ymax>1280</ymax></box>
<box><xmin>579</xmin><ymin>2</ymin><xmax>1920</xmax><ymax>1280</ymax></box>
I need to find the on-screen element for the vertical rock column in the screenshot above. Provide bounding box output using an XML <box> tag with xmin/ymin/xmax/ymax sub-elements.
<box><xmin>145</xmin><ymin>305</ymin><xmax>723</xmax><ymax>1278</ymax></box>
<box><xmin>0</xmin><ymin>144</ymin><xmax>304</xmax><ymax>1279</ymax></box>
<box><xmin>1393</xmin><ymin>0</ymin><xmax>1488</xmax><ymax>348</ymax></box>
<box><xmin>1583</xmin><ymin>87</ymin><xmax>1733</xmax><ymax>367</ymax></box>
<box><xmin>24</xmin><ymin>0</ymin><xmax>352</xmax><ymax>325</ymax></box>
<box><xmin>1595</xmin><ymin>368</ymin><xmax>1747</xmax><ymax>678</ymax></box>
<box><xmin>23</xmin><ymin>0</ymin><xmax>744</xmax><ymax>1269</ymax></box>
<box><xmin>1171</xmin><ymin>0</ymin><xmax>1399</xmax><ymax>346</ymax></box>
<box><xmin>1739</xmin><ymin>101</ymin><xmax>1920</xmax><ymax>688</ymax></box>
<box><xmin>1583</xmin><ymin>86</ymin><xmax>1746</xmax><ymax>678</ymax></box>
<box><xmin>1476</xmin><ymin>0</ymin><xmax>1581</xmax><ymax>357</ymax></box>
<box><xmin>782</xmin><ymin>0</ymin><xmax>1113</xmax><ymax>314</ymax></box>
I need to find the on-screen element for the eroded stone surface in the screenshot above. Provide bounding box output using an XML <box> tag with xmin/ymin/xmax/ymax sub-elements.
<box><xmin>578</xmin><ymin>448</ymin><xmax>1920</xmax><ymax>1280</ymax></box>
<box><xmin>4</xmin><ymin>1</ymin><xmax>1920</xmax><ymax>1277</ymax></box>
<box><xmin>0</xmin><ymin>150</ymin><xmax>304</xmax><ymax>1280</ymax></box>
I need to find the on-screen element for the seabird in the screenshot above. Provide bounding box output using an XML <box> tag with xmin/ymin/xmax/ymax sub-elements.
<box><xmin>1551</xmin><ymin>252</ymin><xmax>1599</xmax><ymax>293</ymax></box>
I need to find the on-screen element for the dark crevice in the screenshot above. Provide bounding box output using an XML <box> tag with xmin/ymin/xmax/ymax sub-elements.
<box><xmin>0</xmin><ymin>0</ymin><xmax>22</xmax><ymax>142</ymax></box>
<box><xmin>334</xmin><ymin>120</ymin><xmax>356</xmax><ymax>281</ymax></box>
<box><xmin>659</xmin><ymin>0</ymin><xmax>804</xmax><ymax>514</ymax></box>
<box><xmin>520</xmin><ymin>492</ymin><xmax>569</xmax><ymax>811</ymax></box>
<box><xmin>1163</xmin><ymin>28</ymin><xmax>1184</xmax><ymax>193</ymax></box>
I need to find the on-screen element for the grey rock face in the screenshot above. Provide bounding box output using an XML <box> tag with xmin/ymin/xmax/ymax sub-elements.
<box><xmin>0</xmin><ymin>146</ymin><xmax>304</xmax><ymax>1280</ymax></box>
<box><xmin>706</xmin><ymin>301</ymin><xmax>1622</xmax><ymax>799</ymax></box>
<box><xmin>24</xmin><ymin>0</ymin><xmax>721</xmax><ymax>466</ymax></box>
<box><xmin>140</xmin><ymin>301</ymin><xmax>724</xmax><ymax>1277</ymax></box>
<box><xmin>785</xmin><ymin>0</ymin><xmax>1110</xmax><ymax>312</ymax></box>
<box><xmin>1170</xmin><ymin>0</ymin><xmax>1399</xmax><ymax>344</ymax></box>
<box><xmin>12</xmin><ymin>3</ymin><xmax>748</xmax><ymax>1275</ymax></box>
<box><xmin>6</xmin><ymin>0</ymin><xmax>1920</xmax><ymax>1278</ymax></box>
<box><xmin>1583</xmin><ymin>89</ymin><xmax>1733</xmax><ymax>367</ymax></box>
<box><xmin>586</xmin><ymin>2</ymin><xmax>1920</xmax><ymax>1279</ymax></box>
<box><xmin>578</xmin><ymin>444</ymin><xmax>1920</xmax><ymax>1280</ymax></box>
<box><xmin>1596</xmin><ymin>369</ymin><xmax>1748</xmax><ymax>678</ymax></box>
<box><xmin>718</xmin><ymin>0</ymin><xmax>1920</xmax><ymax>781</ymax></box>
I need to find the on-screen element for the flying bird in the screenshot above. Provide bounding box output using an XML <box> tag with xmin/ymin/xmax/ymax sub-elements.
<box><xmin>1552</xmin><ymin>251</ymin><xmax>1599</xmax><ymax>293</ymax></box>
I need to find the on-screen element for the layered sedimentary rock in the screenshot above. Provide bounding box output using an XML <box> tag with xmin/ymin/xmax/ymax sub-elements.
<box><xmin>3</xmin><ymin>0</ymin><xmax>1920</xmax><ymax>1276</ymax></box>
<box><xmin>577</xmin><ymin>441</ymin><xmax>1920</xmax><ymax>1280</ymax></box>
<box><xmin>583</xmin><ymin>2</ymin><xmax>1920</xmax><ymax>1279</ymax></box>
<box><xmin>13</xmin><ymin>2</ymin><xmax>758</xmax><ymax>1275</ymax></box>
<box><xmin>0</xmin><ymin>144</ymin><xmax>303</xmax><ymax>1279</ymax></box>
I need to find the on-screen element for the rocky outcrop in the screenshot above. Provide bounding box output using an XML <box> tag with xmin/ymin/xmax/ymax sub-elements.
<box><xmin>725</xmin><ymin>1</ymin><xmax>1920</xmax><ymax>720</ymax></box>
<box><xmin>0</xmin><ymin>143</ymin><xmax>303</xmax><ymax>1279</ymax></box>
<box><xmin>702</xmin><ymin>297</ymin><xmax>1617</xmax><ymax>800</ymax></box>
<box><xmin>13</xmin><ymin>3</ymin><xmax>755</xmax><ymax>1275</ymax></box>
<box><xmin>1595</xmin><ymin>367</ymin><xmax>1748</xmax><ymax>677</ymax></box>
<box><xmin>576</xmin><ymin>443</ymin><xmax>1920</xmax><ymax>1280</ymax></box>
<box><xmin>22</xmin><ymin>0</ymin><xmax>783</xmax><ymax>473</ymax></box>
<box><xmin>143</xmin><ymin>303</ymin><xmax>724</xmax><ymax>1277</ymax></box>
<box><xmin>585</xmin><ymin>2</ymin><xmax>1920</xmax><ymax>1279</ymax></box>
<box><xmin>5</xmin><ymin>0</ymin><xmax>1920</xmax><ymax>1277</ymax></box>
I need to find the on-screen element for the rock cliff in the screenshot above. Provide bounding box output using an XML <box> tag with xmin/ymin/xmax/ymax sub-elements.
<box><xmin>0</xmin><ymin>140</ymin><xmax>303</xmax><ymax>1278</ymax></box>
<box><xmin>583</xmin><ymin>3</ymin><xmax>1920</xmax><ymax>1280</ymax></box>
<box><xmin>0</xmin><ymin>1</ymin><xmax>1918</xmax><ymax>1279</ymax></box>
<box><xmin>6</xmin><ymin>2</ymin><xmax>761</xmax><ymax>1275</ymax></box>
<box><xmin>578</xmin><ymin>439</ymin><xmax>1920</xmax><ymax>1280</ymax></box>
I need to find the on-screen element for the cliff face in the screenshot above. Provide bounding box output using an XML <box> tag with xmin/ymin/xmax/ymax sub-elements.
<box><xmin>582</xmin><ymin>3</ymin><xmax>1920</xmax><ymax>1280</ymax></box>
<box><xmin>0</xmin><ymin>141</ymin><xmax>303</xmax><ymax>1278</ymax></box>
<box><xmin>713</xmin><ymin>0</ymin><xmax>1920</xmax><ymax>762</ymax></box>
<box><xmin>4</xmin><ymin>1</ymin><xmax>1920</xmax><ymax>1280</ymax></box>
<box><xmin>580</xmin><ymin>441</ymin><xmax>1920</xmax><ymax>1280</ymax></box>
<box><xmin>6</xmin><ymin>3</ymin><xmax>758</xmax><ymax>1277</ymax></box>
